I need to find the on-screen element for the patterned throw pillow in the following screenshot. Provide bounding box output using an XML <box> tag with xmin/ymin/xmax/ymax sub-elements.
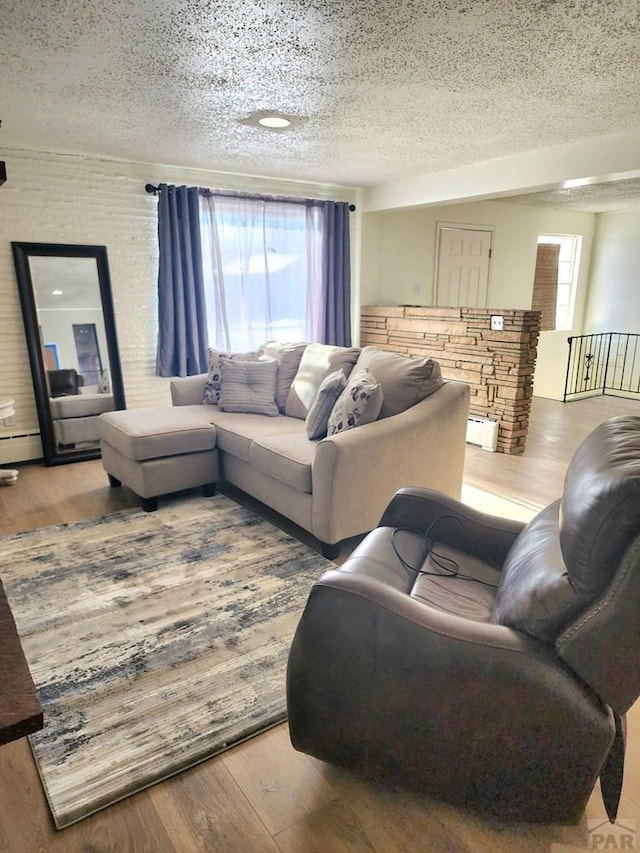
<box><xmin>203</xmin><ymin>348</ymin><xmax>259</xmax><ymax>405</ymax></box>
<box><xmin>98</xmin><ymin>368</ymin><xmax>111</xmax><ymax>395</ymax></box>
<box><xmin>305</xmin><ymin>369</ymin><xmax>347</xmax><ymax>440</ymax></box>
<box><xmin>327</xmin><ymin>368</ymin><xmax>383</xmax><ymax>435</ymax></box>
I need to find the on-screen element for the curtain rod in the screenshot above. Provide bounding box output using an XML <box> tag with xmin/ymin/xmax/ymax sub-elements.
<box><xmin>144</xmin><ymin>184</ymin><xmax>356</xmax><ymax>213</ymax></box>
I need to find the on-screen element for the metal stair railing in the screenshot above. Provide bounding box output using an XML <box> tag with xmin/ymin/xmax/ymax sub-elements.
<box><xmin>563</xmin><ymin>333</ymin><xmax>640</xmax><ymax>402</ymax></box>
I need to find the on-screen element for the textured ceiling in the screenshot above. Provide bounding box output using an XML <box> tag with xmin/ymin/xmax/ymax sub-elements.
<box><xmin>2</xmin><ymin>0</ymin><xmax>640</xmax><ymax>192</ymax></box>
<box><xmin>30</xmin><ymin>256</ymin><xmax>102</xmax><ymax>312</ymax></box>
<box><xmin>500</xmin><ymin>177</ymin><xmax>640</xmax><ymax>212</ymax></box>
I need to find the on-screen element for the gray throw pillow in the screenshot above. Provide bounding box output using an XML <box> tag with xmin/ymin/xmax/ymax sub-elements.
<box><xmin>327</xmin><ymin>368</ymin><xmax>383</xmax><ymax>435</ymax></box>
<box><xmin>286</xmin><ymin>343</ymin><xmax>360</xmax><ymax>420</ymax></box>
<box><xmin>354</xmin><ymin>347</ymin><xmax>444</xmax><ymax>418</ymax></box>
<box><xmin>218</xmin><ymin>360</ymin><xmax>279</xmax><ymax>416</ymax></box>
<box><xmin>203</xmin><ymin>348</ymin><xmax>259</xmax><ymax>405</ymax></box>
<box><xmin>259</xmin><ymin>341</ymin><xmax>308</xmax><ymax>412</ymax></box>
<box><xmin>305</xmin><ymin>369</ymin><xmax>347</xmax><ymax>440</ymax></box>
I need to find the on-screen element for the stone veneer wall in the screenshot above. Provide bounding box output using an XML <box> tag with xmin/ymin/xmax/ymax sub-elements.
<box><xmin>360</xmin><ymin>306</ymin><xmax>541</xmax><ymax>454</ymax></box>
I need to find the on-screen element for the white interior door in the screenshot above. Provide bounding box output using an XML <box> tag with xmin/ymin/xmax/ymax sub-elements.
<box><xmin>436</xmin><ymin>226</ymin><xmax>492</xmax><ymax>307</ymax></box>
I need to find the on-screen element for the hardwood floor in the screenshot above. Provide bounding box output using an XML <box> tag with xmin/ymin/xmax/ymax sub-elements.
<box><xmin>0</xmin><ymin>394</ymin><xmax>639</xmax><ymax>852</ymax></box>
<box><xmin>464</xmin><ymin>394</ymin><xmax>640</xmax><ymax>509</ymax></box>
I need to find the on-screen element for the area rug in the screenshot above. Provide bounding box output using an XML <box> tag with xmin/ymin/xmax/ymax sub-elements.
<box><xmin>1</xmin><ymin>494</ymin><xmax>334</xmax><ymax>829</ymax></box>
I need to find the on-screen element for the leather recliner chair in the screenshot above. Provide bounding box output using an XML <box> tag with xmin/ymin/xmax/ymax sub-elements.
<box><xmin>47</xmin><ymin>368</ymin><xmax>82</xmax><ymax>397</ymax></box>
<box><xmin>287</xmin><ymin>415</ymin><xmax>640</xmax><ymax>823</ymax></box>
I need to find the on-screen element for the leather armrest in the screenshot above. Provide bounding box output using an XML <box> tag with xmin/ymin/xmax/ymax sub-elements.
<box><xmin>379</xmin><ymin>486</ymin><xmax>526</xmax><ymax>568</ymax></box>
<box><xmin>290</xmin><ymin>570</ymin><xmax>604</xmax><ymax>724</ymax></box>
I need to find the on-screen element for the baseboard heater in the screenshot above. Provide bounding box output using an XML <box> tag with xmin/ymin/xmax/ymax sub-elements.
<box><xmin>0</xmin><ymin>432</ymin><xmax>42</xmax><ymax>464</ymax></box>
<box><xmin>466</xmin><ymin>416</ymin><xmax>499</xmax><ymax>452</ymax></box>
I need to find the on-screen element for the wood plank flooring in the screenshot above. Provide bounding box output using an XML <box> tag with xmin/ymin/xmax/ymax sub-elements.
<box><xmin>0</xmin><ymin>394</ymin><xmax>639</xmax><ymax>852</ymax></box>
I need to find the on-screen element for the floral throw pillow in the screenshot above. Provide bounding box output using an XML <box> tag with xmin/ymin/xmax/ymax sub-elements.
<box><xmin>327</xmin><ymin>368</ymin><xmax>384</xmax><ymax>435</ymax></box>
<box><xmin>98</xmin><ymin>368</ymin><xmax>111</xmax><ymax>394</ymax></box>
<box><xmin>203</xmin><ymin>348</ymin><xmax>259</xmax><ymax>405</ymax></box>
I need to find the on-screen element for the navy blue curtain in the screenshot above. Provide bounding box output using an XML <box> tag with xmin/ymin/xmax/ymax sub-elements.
<box><xmin>320</xmin><ymin>200</ymin><xmax>352</xmax><ymax>347</ymax></box>
<box><xmin>156</xmin><ymin>184</ymin><xmax>209</xmax><ymax>376</ymax></box>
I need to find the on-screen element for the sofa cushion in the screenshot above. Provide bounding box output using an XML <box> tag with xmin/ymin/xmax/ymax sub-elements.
<box><xmin>285</xmin><ymin>343</ymin><xmax>360</xmax><ymax>419</ymax></box>
<box><xmin>250</xmin><ymin>433</ymin><xmax>315</xmax><ymax>493</ymax></box>
<box><xmin>207</xmin><ymin>412</ymin><xmax>307</xmax><ymax>462</ymax></box>
<box><xmin>259</xmin><ymin>341</ymin><xmax>308</xmax><ymax>412</ymax></box>
<box><xmin>54</xmin><ymin>414</ymin><xmax>103</xmax><ymax>445</ymax></box>
<box><xmin>354</xmin><ymin>347</ymin><xmax>444</xmax><ymax>419</ymax></box>
<box><xmin>305</xmin><ymin>369</ymin><xmax>347</xmax><ymax>440</ymax></box>
<box><xmin>99</xmin><ymin>406</ymin><xmax>217</xmax><ymax>461</ymax></box>
<box><xmin>327</xmin><ymin>367</ymin><xmax>383</xmax><ymax>435</ymax></box>
<box><xmin>50</xmin><ymin>393</ymin><xmax>115</xmax><ymax>419</ymax></box>
<box><xmin>203</xmin><ymin>348</ymin><xmax>259</xmax><ymax>405</ymax></box>
<box><xmin>218</xmin><ymin>359</ymin><xmax>279</xmax><ymax>416</ymax></box>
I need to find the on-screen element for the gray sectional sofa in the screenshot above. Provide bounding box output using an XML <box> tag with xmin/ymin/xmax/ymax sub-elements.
<box><xmin>99</xmin><ymin>342</ymin><xmax>470</xmax><ymax>557</ymax></box>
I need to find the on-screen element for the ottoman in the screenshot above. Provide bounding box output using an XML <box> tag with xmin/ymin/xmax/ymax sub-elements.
<box><xmin>99</xmin><ymin>406</ymin><xmax>219</xmax><ymax>512</ymax></box>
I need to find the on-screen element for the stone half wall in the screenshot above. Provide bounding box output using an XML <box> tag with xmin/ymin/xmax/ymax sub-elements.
<box><xmin>360</xmin><ymin>306</ymin><xmax>541</xmax><ymax>454</ymax></box>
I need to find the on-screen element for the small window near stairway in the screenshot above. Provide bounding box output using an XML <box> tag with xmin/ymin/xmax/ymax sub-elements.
<box><xmin>533</xmin><ymin>234</ymin><xmax>582</xmax><ymax>331</ymax></box>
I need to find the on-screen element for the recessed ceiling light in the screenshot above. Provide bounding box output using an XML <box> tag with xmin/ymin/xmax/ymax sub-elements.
<box><xmin>52</xmin><ymin>289</ymin><xmax>64</xmax><ymax>296</ymax></box>
<box><xmin>258</xmin><ymin>116</ymin><xmax>291</xmax><ymax>129</ymax></box>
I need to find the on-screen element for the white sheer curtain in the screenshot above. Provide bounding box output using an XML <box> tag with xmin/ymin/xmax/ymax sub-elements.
<box><xmin>199</xmin><ymin>194</ymin><xmax>324</xmax><ymax>351</ymax></box>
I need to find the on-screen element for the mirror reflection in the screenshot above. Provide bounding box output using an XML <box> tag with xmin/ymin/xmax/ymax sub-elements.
<box><xmin>31</xmin><ymin>256</ymin><xmax>115</xmax><ymax>453</ymax></box>
<box><xmin>12</xmin><ymin>243</ymin><xmax>125</xmax><ymax>465</ymax></box>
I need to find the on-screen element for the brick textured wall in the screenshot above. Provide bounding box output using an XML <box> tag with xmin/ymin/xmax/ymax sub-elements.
<box><xmin>532</xmin><ymin>243</ymin><xmax>560</xmax><ymax>331</ymax></box>
<box><xmin>360</xmin><ymin>305</ymin><xmax>541</xmax><ymax>454</ymax></box>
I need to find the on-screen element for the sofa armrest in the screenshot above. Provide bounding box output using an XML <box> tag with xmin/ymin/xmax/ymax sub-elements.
<box><xmin>170</xmin><ymin>374</ymin><xmax>208</xmax><ymax>406</ymax></box>
<box><xmin>311</xmin><ymin>380</ymin><xmax>470</xmax><ymax>544</ymax></box>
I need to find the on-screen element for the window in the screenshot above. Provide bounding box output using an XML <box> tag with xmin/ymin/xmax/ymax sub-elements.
<box><xmin>535</xmin><ymin>234</ymin><xmax>582</xmax><ymax>330</ymax></box>
<box><xmin>199</xmin><ymin>195</ymin><xmax>324</xmax><ymax>351</ymax></box>
<box><xmin>72</xmin><ymin>323</ymin><xmax>103</xmax><ymax>385</ymax></box>
<box><xmin>155</xmin><ymin>184</ymin><xmax>351</xmax><ymax>377</ymax></box>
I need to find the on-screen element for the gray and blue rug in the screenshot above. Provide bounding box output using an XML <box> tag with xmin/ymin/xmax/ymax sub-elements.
<box><xmin>1</xmin><ymin>494</ymin><xmax>333</xmax><ymax>829</ymax></box>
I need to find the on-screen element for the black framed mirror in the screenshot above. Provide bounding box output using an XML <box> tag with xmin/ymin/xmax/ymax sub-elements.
<box><xmin>12</xmin><ymin>242</ymin><xmax>126</xmax><ymax>465</ymax></box>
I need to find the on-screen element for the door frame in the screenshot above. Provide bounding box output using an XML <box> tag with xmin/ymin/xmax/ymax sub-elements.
<box><xmin>433</xmin><ymin>221</ymin><xmax>495</xmax><ymax>306</ymax></box>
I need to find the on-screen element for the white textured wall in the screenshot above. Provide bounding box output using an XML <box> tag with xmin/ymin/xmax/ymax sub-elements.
<box><xmin>0</xmin><ymin>149</ymin><xmax>356</xmax><ymax>462</ymax></box>
<box><xmin>39</xmin><ymin>308</ymin><xmax>108</xmax><ymax>377</ymax></box>
<box><xmin>364</xmin><ymin>200</ymin><xmax>595</xmax><ymax>310</ymax></box>
<box><xmin>583</xmin><ymin>212</ymin><xmax>640</xmax><ymax>334</ymax></box>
